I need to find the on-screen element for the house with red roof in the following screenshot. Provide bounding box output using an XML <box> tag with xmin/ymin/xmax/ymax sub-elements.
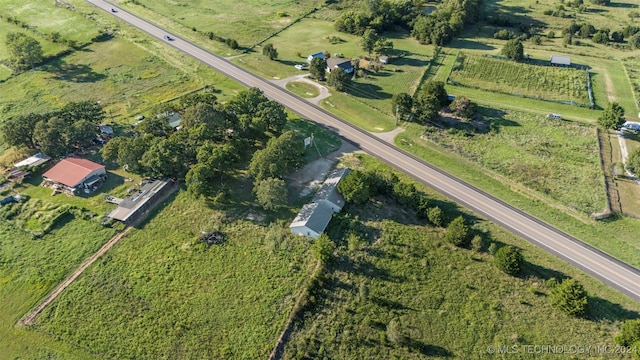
<box><xmin>42</xmin><ymin>158</ymin><xmax>106</xmax><ymax>194</ymax></box>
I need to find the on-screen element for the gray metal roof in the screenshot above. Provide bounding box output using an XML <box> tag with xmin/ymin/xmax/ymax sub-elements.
<box><xmin>290</xmin><ymin>202</ymin><xmax>334</xmax><ymax>234</ymax></box>
<box><xmin>311</xmin><ymin>167</ymin><xmax>350</xmax><ymax>208</ymax></box>
<box><xmin>108</xmin><ymin>179</ymin><xmax>170</xmax><ymax>222</ymax></box>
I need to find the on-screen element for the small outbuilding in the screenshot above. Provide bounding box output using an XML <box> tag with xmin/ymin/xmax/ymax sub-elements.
<box><xmin>42</xmin><ymin>158</ymin><xmax>106</xmax><ymax>193</ymax></box>
<box><xmin>379</xmin><ymin>55</ymin><xmax>389</xmax><ymax>64</ymax></box>
<box><xmin>14</xmin><ymin>153</ymin><xmax>51</xmax><ymax>169</ymax></box>
<box><xmin>307</xmin><ymin>52</ymin><xmax>326</xmax><ymax>64</ymax></box>
<box><xmin>99</xmin><ymin>125</ymin><xmax>114</xmax><ymax>137</ymax></box>
<box><xmin>107</xmin><ymin>178</ymin><xmax>172</xmax><ymax>225</ymax></box>
<box><xmin>289</xmin><ymin>202</ymin><xmax>335</xmax><ymax>239</ymax></box>
<box><xmin>550</xmin><ymin>55</ymin><xmax>571</xmax><ymax>67</ymax></box>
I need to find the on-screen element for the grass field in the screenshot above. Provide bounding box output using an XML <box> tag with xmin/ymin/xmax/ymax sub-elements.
<box><xmin>424</xmin><ymin>108</ymin><xmax>605</xmax><ymax>214</ymax></box>
<box><xmin>120</xmin><ymin>0</ymin><xmax>325</xmax><ymax>48</ymax></box>
<box><xmin>283</xmin><ymin>154</ymin><xmax>640</xmax><ymax>359</ymax></box>
<box><xmin>448</xmin><ymin>54</ymin><xmax>591</xmax><ymax>106</ymax></box>
<box><xmin>0</xmin><ymin>0</ymin><xmax>100</xmax><ymax>45</ymax></box>
<box><xmin>286</xmin><ymin>81</ymin><xmax>319</xmax><ymax>98</ymax></box>
<box><xmin>36</xmin><ymin>191</ymin><xmax>315</xmax><ymax>359</ymax></box>
<box><xmin>0</xmin><ymin>20</ymin><xmax>66</xmax><ymax>64</ymax></box>
<box><xmin>0</xmin><ymin>219</ymin><xmax>114</xmax><ymax>359</ymax></box>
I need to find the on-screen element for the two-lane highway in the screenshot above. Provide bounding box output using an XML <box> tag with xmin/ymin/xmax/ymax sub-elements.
<box><xmin>90</xmin><ymin>0</ymin><xmax>640</xmax><ymax>302</ymax></box>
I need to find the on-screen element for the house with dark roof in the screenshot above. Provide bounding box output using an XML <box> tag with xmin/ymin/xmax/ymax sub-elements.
<box><xmin>326</xmin><ymin>58</ymin><xmax>354</xmax><ymax>74</ymax></box>
<box><xmin>289</xmin><ymin>202</ymin><xmax>335</xmax><ymax>239</ymax></box>
<box><xmin>307</xmin><ymin>52</ymin><xmax>325</xmax><ymax>64</ymax></box>
<box><xmin>42</xmin><ymin>158</ymin><xmax>106</xmax><ymax>193</ymax></box>
<box><xmin>290</xmin><ymin>167</ymin><xmax>351</xmax><ymax>238</ymax></box>
<box><xmin>311</xmin><ymin>168</ymin><xmax>350</xmax><ymax>212</ymax></box>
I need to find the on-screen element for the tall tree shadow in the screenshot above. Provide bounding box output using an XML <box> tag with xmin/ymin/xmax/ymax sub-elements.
<box><xmin>45</xmin><ymin>59</ymin><xmax>106</xmax><ymax>83</ymax></box>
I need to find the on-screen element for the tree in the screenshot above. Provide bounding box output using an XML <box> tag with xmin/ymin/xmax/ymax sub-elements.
<box><xmin>141</xmin><ymin>138</ymin><xmax>186</xmax><ymax>178</ymax></box>
<box><xmin>180</xmin><ymin>91</ymin><xmax>218</xmax><ymax>109</ymax></box>
<box><xmin>373</xmin><ymin>38</ymin><xmax>394</xmax><ymax>56</ymax></box>
<box><xmin>5</xmin><ymin>32</ymin><xmax>43</xmax><ymax>72</ymax></box>
<box><xmin>592</xmin><ymin>31</ymin><xmax>608</xmax><ymax>44</ymax></box>
<box><xmin>186</xmin><ymin>162</ymin><xmax>215</xmax><ymax>198</ymax></box>
<box><xmin>248</xmin><ymin>130</ymin><xmax>305</xmax><ymax>181</ymax></box>
<box><xmin>391</xmin><ymin>93</ymin><xmax>413</xmax><ymax>121</ymax></box>
<box><xmin>471</xmin><ymin>235</ymin><xmax>483</xmax><ymax>252</ymax></box>
<box><xmin>494</xmin><ymin>245</ymin><xmax>524</xmax><ymax>275</ymax></box>
<box><xmin>327</xmin><ymin>67</ymin><xmax>351</xmax><ymax>91</ymax></box>
<box><xmin>627</xmin><ymin>148</ymin><xmax>640</xmax><ymax>175</ymax></box>
<box><xmin>254</xmin><ymin>100</ymin><xmax>288</xmax><ymax>136</ymax></box>
<box><xmin>449</xmin><ymin>96</ymin><xmax>476</xmax><ymax>119</ymax></box>
<box><xmin>311</xmin><ymin>234</ymin><xmax>335</xmax><ymax>263</ymax></box>
<box><xmin>196</xmin><ymin>142</ymin><xmax>237</xmax><ymax>178</ymax></box>
<box><xmin>631</xmin><ymin>34</ymin><xmax>640</xmax><ymax>50</ymax></box>
<box><xmin>386</xmin><ymin>318</ymin><xmax>406</xmax><ymax>344</ymax></box>
<box><xmin>361</xmin><ymin>29</ymin><xmax>379</xmax><ymax>56</ymax></box>
<box><xmin>615</xmin><ymin>319</ymin><xmax>640</xmax><ymax>347</ymax></box>
<box><xmin>501</xmin><ymin>39</ymin><xmax>524</xmax><ymax>62</ymax></box>
<box><xmin>0</xmin><ymin>112</ymin><xmax>45</xmax><ymax>149</ymax></box>
<box><xmin>444</xmin><ymin>216</ymin><xmax>470</xmax><ymax>247</ymax></box>
<box><xmin>597</xmin><ymin>102</ymin><xmax>625</xmax><ymax>129</ymax></box>
<box><xmin>60</xmin><ymin>101</ymin><xmax>104</xmax><ymax>123</ymax></box>
<box><xmin>550</xmin><ymin>279</ymin><xmax>589</xmax><ymax>317</ymax></box>
<box><xmin>32</xmin><ymin>117</ymin><xmax>67</xmax><ymax>158</ymax></box>
<box><xmin>262</xmin><ymin>43</ymin><xmax>278</xmax><ymax>60</ymax></box>
<box><xmin>338</xmin><ymin>170</ymin><xmax>371</xmax><ymax>204</ymax></box>
<box><xmin>309</xmin><ymin>56</ymin><xmax>327</xmax><ymax>81</ymax></box>
<box><xmin>419</xmin><ymin>80</ymin><xmax>448</xmax><ymax>107</ymax></box>
<box><xmin>254</xmin><ymin>177</ymin><xmax>288</xmax><ymax>210</ymax></box>
<box><xmin>413</xmin><ymin>93</ymin><xmax>439</xmax><ymax>124</ymax></box>
<box><xmin>427</xmin><ymin>206</ymin><xmax>444</xmax><ymax>227</ymax></box>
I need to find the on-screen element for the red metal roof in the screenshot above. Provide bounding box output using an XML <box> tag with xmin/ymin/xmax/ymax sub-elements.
<box><xmin>42</xmin><ymin>158</ymin><xmax>105</xmax><ymax>188</ymax></box>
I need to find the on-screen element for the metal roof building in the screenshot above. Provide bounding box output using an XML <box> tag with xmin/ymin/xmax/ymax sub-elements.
<box><xmin>311</xmin><ymin>167</ymin><xmax>350</xmax><ymax>213</ymax></box>
<box><xmin>289</xmin><ymin>202</ymin><xmax>335</xmax><ymax>239</ymax></box>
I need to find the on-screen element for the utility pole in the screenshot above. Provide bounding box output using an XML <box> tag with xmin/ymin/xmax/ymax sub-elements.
<box><xmin>395</xmin><ymin>104</ymin><xmax>399</xmax><ymax>127</ymax></box>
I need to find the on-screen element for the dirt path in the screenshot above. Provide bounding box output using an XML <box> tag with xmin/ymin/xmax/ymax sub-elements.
<box><xmin>18</xmin><ymin>226</ymin><xmax>133</xmax><ymax>326</ymax></box>
<box><xmin>604</xmin><ymin>73</ymin><xmax>616</xmax><ymax>102</ymax></box>
<box><xmin>18</xmin><ymin>182</ymin><xmax>180</xmax><ymax>326</ymax></box>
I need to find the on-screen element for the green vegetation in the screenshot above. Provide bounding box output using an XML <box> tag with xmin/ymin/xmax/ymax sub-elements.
<box><xmin>285</xmin><ymin>81</ymin><xmax>319</xmax><ymax>98</ymax></box>
<box><xmin>598</xmin><ymin>101</ymin><xmax>626</xmax><ymax>129</ymax></box>
<box><xmin>0</xmin><ymin>219</ymin><xmax>114</xmax><ymax>359</ymax></box>
<box><xmin>494</xmin><ymin>245</ymin><xmax>524</xmax><ymax>275</ymax></box>
<box><xmin>37</xmin><ymin>193</ymin><xmax>314</xmax><ymax>359</ymax></box>
<box><xmin>282</xmin><ymin>154</ymin><xmax>640</xmax><ymax>359</ymax></box>
<box><xmin>549</xmin><ymin>279</ymin><xmax>590</xmax><ymax>318</ymax></box>
<box><xmin>448</xmin><ymin>54</ymin><xmax>590</xmax><ymax>106</ymax></box>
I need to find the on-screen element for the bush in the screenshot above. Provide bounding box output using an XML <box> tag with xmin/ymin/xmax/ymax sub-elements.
<box><xmin>550</xmin><ymin>279</ymin><xmax>589</xmax><ymax>317</ymax></box>
<box><xmin>338</xmin><ymin>170</ymin><xmax>371</xmax><ymax>204</ymax></box>
<box><xmin>627</xmin><ymin>148</ymin><xmax>640</xmax><ymax>175</ymax></box>
<box><xmin>494</xmin><ymin>245</ymin><xmax>524</xmax><ymax>275</ymax></box>
<box><xmin>471</xmin><ymin>235</ymin><xmax>483</xmax><ymax>252</ymax></box>
<box><xmin>427</xmin><ymin>206</ymin><xmax>444</xmax><ymax>227</ymax></box>
<box><xmin>615</xmin><ymin>319</ymin><xmax>640</xmax><ymax>346</ymax></box>
<box><xmin>312</xmin><ymin>235</ymin><xmax>335</xmax><ymax>263</ymax></box>
<box><xmin>494</xmin><ymin>29</ymin><xmax>515</xmax><ymax>40</ymax></box>
<box><xmin>444</xmin><ymin>216</ymin><xmax>470</xmax><ymax>247</ymax></box>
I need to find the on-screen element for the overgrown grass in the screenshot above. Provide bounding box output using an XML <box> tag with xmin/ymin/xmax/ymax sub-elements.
<box><xmin>37</xmin><ymin>191</ymin><xmax>314</xmax><ymax>359</ymax></box>
<box><xmin>0</xmin><ymin>219</ymin><xmax>114</xmax><ymax>359</ymax></box>
<box><xmin>395</xmin><ymin>124</ymin><xmax>640</xmax><ymax>268</ymax></box>
<box><xmin>285</xmin><ymin>117</ymin><xmax>342</xmax><ymax>162</ymax></box>
<box><xmin>283</xmin><ymin>154</ymin><xmax>640</xmax><ymax>359</ymax></box>
<box><xmin>320</xmin><ymin>92</ymin><xmax>396</xmax><ymax>132</ymax></box>
<box><xmin>423</xmin><ymin>108</ymin><xmax>605</xmax><ymax>214</ymax></box>
<box><xmin>448</xmin><ymin>54</ymin><xmax>590</xmax><ymax>106</ymax></box>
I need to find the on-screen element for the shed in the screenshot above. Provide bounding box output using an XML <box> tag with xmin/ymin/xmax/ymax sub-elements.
<box><xmin>42</xmin><ymin>158</ymin><xmax>106</xmax><ymax>191</ymax></box>
<box><xmin>311</xmin><ymin>168</ymin><xmax>350</xmax><ymax>212</ymax></box>
<box><xmin>14</xmin><ymin>153</ymin><xmax>51</xmax><ymax>169</ymax></box>
<box><xmin>307</xmin><ymin>52</ymin><xmax>325</xmax><ymax>64</ymax></box>
<box><xmin>379</xmin><ymin>55</ymin><xmax>389</xmax><ymax>64</ymax></box>
<box><xmin>289</xmin><ymin>202</ymin><xmax>334</xmax><ymax>239</ymax></box>
<box><xmin>326</xmin><ymin>58</ymin><xmax>354</xmax><ymax>74</ymax></box>
<box><xmin>550</xmin><ymin>55</ymin><xmax>571</xmax><ymax>66</ymax></box>
<box><xmin>107</xmin><ymin>178</ymin><xmax>172</xmax><ymax>224</ymax></box>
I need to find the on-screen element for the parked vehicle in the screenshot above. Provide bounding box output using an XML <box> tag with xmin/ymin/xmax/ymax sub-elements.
<box><xmin>163</xmin><ymin>35</ymin><xmax>173</xmax><ymax>41</ymax></box>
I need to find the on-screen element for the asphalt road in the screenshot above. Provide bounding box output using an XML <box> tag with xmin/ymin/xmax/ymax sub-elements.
<box><xmin>90</xmin><ymin>1</ymin><xmax>640</xmax><ymax>302</ymax></box>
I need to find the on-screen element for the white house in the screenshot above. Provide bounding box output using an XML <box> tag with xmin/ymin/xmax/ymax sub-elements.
<box><xmin>550</xmin><ymin>55</ymin><xmax>571</xmax><ymax>67</ymax></box>
<box><xmin>289</xmin><ymin>202</ymin><xmax>335</xmax><ymax>238</ymax></box>
<box><xmin>311</xmin><ymin>168</ymin><xmax>350</xmax><ymax>212</ymax></box>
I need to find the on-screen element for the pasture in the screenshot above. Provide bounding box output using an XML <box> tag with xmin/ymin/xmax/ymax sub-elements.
<box><xmin>0</xmin><ymin>220</ymin><xmax>114</xmax><ymax>359</ymax></box>
<box><xmin>448</xmin><ymin>54</ymin><xmax>591</xmax><ymax>106</ymax></box>
<box><xmin>283</xmin><ymin>154</ymin><xmax>640</xmax><ymax>359</ymax></box>
<box><xmin>37</xmin><ymin>192</ymin><xmax>314</xmax><ymax>359</ymax></box>
<box><xmin>120</xmin><ymin>0</ymin><xmax>325</xmax><ymax>48</ymax></box>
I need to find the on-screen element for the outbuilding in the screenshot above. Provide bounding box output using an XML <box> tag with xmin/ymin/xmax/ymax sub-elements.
<box><xmin>289</xmin><ymin>202</ymin><xmax>335</xmax><ymax>239</ymax></box>
<box><xmin>311</xmin><ymin>168</ymin><xmax>350</xmax><ymax>212</ymax></box>
<box><xmin>307</xmin><ymin>52</ymin><xmax>326</xmax><ymax>64</ymax></box>
<box><xmin>550</xmin><ymin>55</ymin><xmax>571</xmax><ymax>67</ymax></box>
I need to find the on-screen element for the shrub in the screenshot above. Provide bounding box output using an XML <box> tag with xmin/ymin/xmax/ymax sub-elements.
<box><xmin>338</xmin><ymin>170</ymin><xmax>371</xmax><ymax>204</ymax></box>
<box><xmin>627</xmin><ymin>148</ymin><xmax>640</xmax><ymax>175</ymax></box>
<box><xmin>615</xmin><ymin>319</ymin><xmax>640</xmax><ymax>346</ymax></box>
<box><xmin>444</xmin><ymin>216</ymin><xmax>470</xmax><ymax>247</ymax></box>
<box><xmin>471</xmin><ymin>235</ymin><xmax>483</xmax><ymax>252</ymax></box>
<box><xmin>494</xmin><ymin>29</ymin><xmax>515</xmax><ymax>40</ymax></box>
<box><xmin>312</xmin><ymin>235</ymin><xmax>335</xmax><ymax>263</ymax></box>
<box><xmin>427</xmin><ymin>206</ymin><xmax>444</xmax><ymax>227</ymax></box>
<box><xmin>550</xmin><ymin>279</ymin><xmax>589</xmax><ymax>317</ymax></box>
<box><xmin>494</xmin><ymin>245</ymin><xmax>524</xmax><ymax>275</ymax></box>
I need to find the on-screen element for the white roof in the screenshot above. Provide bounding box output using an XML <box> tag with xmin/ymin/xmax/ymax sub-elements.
<box><xmin>14</xmin><ymin>153</ymin><xmax>51</xmax><ymax>168</ymax></box>
<box><xmin>550</xmin><ymin>55</ymin><xmax>570</xmax><ymax>65</ymax></box>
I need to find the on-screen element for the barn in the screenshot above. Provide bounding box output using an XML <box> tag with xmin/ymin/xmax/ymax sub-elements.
<box><xmin>42</xmin><ymin>158</ymin><xmax>106</xmax><ymax>194</ymax></box>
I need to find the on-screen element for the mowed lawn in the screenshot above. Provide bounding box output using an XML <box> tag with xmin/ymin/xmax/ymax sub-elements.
<box><xmin>37</xmin><ymin>192</ymin><xmax>314</xmax><ymax>359</ymax></box>
<box><xmin>0</xmin><ymin>220</ymin><xmax>114</xmax><ymax>359</ymax></box>
<box><xmin>120</xmin><ymin>0</ymin><xmax>325</xmax><ymax>47</ymax></box>
<box><xmin>283</xmin><ymin>155</ymin><xmax>640</xmax><ymax>359</ymax></box>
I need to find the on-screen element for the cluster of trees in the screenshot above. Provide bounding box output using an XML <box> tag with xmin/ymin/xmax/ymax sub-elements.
<box><xmin>392</xmin><ymin>80</ymin><xmax>476</xmax><ymax>124</ymax></box>
<box><xmin>411</xmin><ymin>0</ymin><xmax>482</xmax><ymax>46</ymax></box>
<box><xmin>0</xmin><ymin>101</ymin><xmax>104</xmax><ymax>158</ymax></box>
<box><xmin>101</xmin><ymin>88</ymin><xmax>291</xmax><ymax>198</ymax></box>
<box><xmin>5</xmin><ymin>32</ymin><xmax>43</xmax><ymax>73</ymax></box>
<box><xmin>562</xmin><ymin>21</ymin><xmax>626</xmax><ymax>45</ymax></box>
<box><xmin>262</xmin><ymin>43</ymin><xmax>278</xmax><ymax>60</ymax></box>
<box><xmin>501</xmin><ymin>39</ymin><xmax>524</xmax><ymax>61</ymax></box>
<box><xmin>334</xmin><ymin>0</ymin><xmax>418</xmax><ymax>36</ymax></box>
<box><xmin>360</xmin><ymin>29</ymin><xmax>394</xmax><ymax>57</ymax></box>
